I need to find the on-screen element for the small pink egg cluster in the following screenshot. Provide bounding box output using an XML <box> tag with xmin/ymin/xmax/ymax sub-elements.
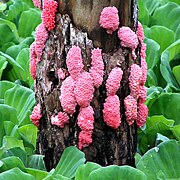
<box><xmin>30</xmin><ymin>104</ymin><xmax>42</xmax><ymax>127</ymax></box>
<box><xmin>58</xmin><ymin>46</ymin><xmax>104</xmax><ymax>149</ymax></box>
<box><xmin>124</xmin><ymin>22</ymin><xmax>148</xmax><ymax>127</ymax></box>
<box><xmin>103</xmin><ymin>67</ymin><xmax>123</xmax><ymax>129</ymax></box>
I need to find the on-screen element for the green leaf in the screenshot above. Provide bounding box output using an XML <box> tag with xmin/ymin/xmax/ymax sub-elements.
<box><xmin>20</xmin><ymin>37</ymin><xmax>34</xmax><ymax>46</ymax></box>
<box><xmin>144</xmin><ymin>26</ymin><xmax>175</xmax><ymax>54</ymax></box>
<box><xmin>144</xmin><ymin>38</ymin><xmax>160</xmax><ymax>69</ymax></box>
<box><xmin>138</xmin><ymin>0</ymin><xmax>150</xmax><ymax>25</ymax></box>
<box><xmin>172</xmin><ymin>65</ymin><xmax>180</xmax><ymax>85</ymax></box>
<box><xmin>18</xmin><ymin>9</ymin><xmax>41</xmax><ymax>38</ymax></box>
<box><xmin>27</xmin><ymin>155</ymin><xmax>46</xmax><ymax>171</ymax></box>
<box><xmin>4</xmin><ymin>84</ymin><xmax>35</xmax><ymax>126</ymax></box>
<box><xmin>0</xmin><ymin>167</ymin><xmax>35</xmax><ymax>180</ymax></box>
<box><xmin>0</xmin><ymin>55</ymin><xmax>8</xmax><ymax>79</ymax></box>
<box><xmin>0</xmin><ymin>24</ymin><xmax>18</xmax><ymax>46</ymax></box>
<box><xmin>5</xmin><ymin>44</ymin><xmax>28</xmax><ymax>60</ymax></box>
<box><xmin>0</xmin><ymin>3</ymin><xmax>7</xmax><ymax>13</ymax></box>
<box><xmin>16</xmin><ymin>48</ymin><xmax>34</xmax><ymax>86</ymax></box>
<box><xmin>0</xmin><ymin>156</ymin><xmax>25</xmax><ymax>173</ymax></box>
<box><xmin>54</xmin><ymin>146</ymin><xmax>86</xmax><ymax>178</ymax></box>
<box><xmin>75</xmin><ymin>162</ymin><xmax>101</xmax><ymax>180</ymax></box>
<box><xmin>171</xmin><ymin>125</ymin><xmax>180</xmax><ymax>140</ymax></box>
<box><xmin>1</xmin><ymin>147</ymin><xmax>27</xmax><ymax>166</ymax></box>
<box><xmin>0</xmin><ymin>18</ymin><xmax>19</xmax><ymax>40</ymax></box>
<box><xmin>148</xmin><ymin>93</ymin><xmax>180</xmax><ymax>125</ymax></box>
<box><xmin>3</xmin><ymin>121</ymin><xmax>15</xmax><ymax>136</ymax></box>
<box><xmin>137</xmin><ymin>140</ymin><xmax>180</xmax><ymax>180</ymax></box>
<box><xmin>26</xmin><ymin>168</ymin><xmax>48</xmax><ymax>180</ymax></box>
<box><xmin>88</xmin><ymin>165</ymin><xmax>147</xmax><ymax>180</ymax></box>
<box><xmin>0</xmin><ymin>81</ymin><xmax>15</xmax><ymax>99</ymax></box>
<box><xmin>18</xmin><ymin>124</ymin><xmax>37</xmax><ymax>149</ymax></box>
<box><xmin>150</xmin><ymin>2</ymin><xmax>180</xmax><ymax>32</ymax></box>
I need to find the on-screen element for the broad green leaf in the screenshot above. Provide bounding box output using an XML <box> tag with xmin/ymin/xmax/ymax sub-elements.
<box><xmin>20</xmin><ymin>37</ymin><xmax>34</xmax><ymax>46</ymax></box>
<box><xmin>0</xmin><ymin>55</ymin><xmax>8</xmax><ymax>79</ymax></box>
<box><xmin>148</xmin><ymin>93</ymin><xmax>180</xmax><ymax>125</ymax></box>
<box><xmin>16</xmin><ymin>48</ymin><xmax>34</xmax><ymax>86</ymax></box>
<box><xmin>5</xmin><ymin>44</ymin><xmax>28</xmax><ymax>60</ymax></box>
<box><xmin>171</xmin><ymin>125</ymin><xmax>180</xmax><ymax>140</ymax></box>
<box><xmin>54</xmin><ymin>146</ymin><xmax>86</xmax><ymax>178</ymax></box>
<box><xmin>144</xmin><ymin>26</ymin><xmax>175</xmax><ymax>54</ymax></box>
<box><xmin>0</xmin><ymin>81</ymin><xmax>15</xmax><ymax>99</ymax></box>
<box><xmin>1</xmin><ymin>147</ymin><xmax>27</xmax><ymax>166</ymax></box>
<box><xmin>144</xmin><ymin>38</ymin><xmax>160</xmax><ymax>69</ymax></box>
<box><xmin>26</xmin><ymin>168</ymin><xmax>48</xmax><ymax>180</ymax></box>
<box><xmin>173</xmin><ymin>65</ymin><xmax>180</xmax><ymax>85</ymax></box>
<box><xmin>138</xmin><ymin>0</ymin><xmax>149</xmax><ymax>25</ymax></box>
<box><xmin>0</xmin><ymin>161</ymin><xmax>3</xmax><ymax>168</ymax></box>
<box><xmin>0</xmin><ymin>18</ymin><xmax>19</xmax><ymax>39</ymax></box>
<box><xmin>4</xmin><ymin>84</ymin><xmax>35</xmax><ymax>126</ymax></box>
<box><xmin>0</xmin><ymin>167</ymin><xmax>35</xmax><ymax>180</ymax></box>
<box><xmin>0</xmin><ymin>156</ymin><xmax>25</xmax><ymax>173</ymax></box>
<box><xmin>0</xmin><ymin>51</ymin><xmax>25</xmax><ymax>82</ymax></box>
<box><xmin>155</xmin><ymin>133</ymin><xmax>170</xmax><ymax>146</ymax></box>
<box><xmin>147</xmin><ymin>69</ymin><xmax>158</xmax><ymax>87</ymax></box>
<box><xmin>145</xmin><ymin>0</ymin><xmax>160</xmax><ymax>15</ymax></box>
<box><xmin>0</xmin><ymin>3</ymin><xmax>6</xmax><ymax>13</ymax></box>
<box><xmin>135</xmin><ymin>153</ymin><xmax>142</xmax><ymax>166</ymax></box>
<box><xmin>150</xmin><ymin>2</ymin><xmax>180</xmax><ymax>32</ymax></box>
<box><xmin>160</xmin><ymin>39</ymin><xmax>180</xmax><ymax>90</ymax></box>
<box><xmin>89</xmin><ymin>165</ymin><xmax>147</xmax><ymax>180</ymax></box>
<box><xmin>168</xmin><ymin>0</ymin><xmax>180</xmax><ymax>5</ymax></box>
<box><xmin>138</xmin><ymin>115</ymin><xmax>174</xmax><ymax>154</ymax></box>
<box><xmin>0</xmin><ymin>42</ymin><xmax>15</xmax><ymax>53</ymax></box>
<box><xmin>18</xmin><ymin>124</ymin><xmax>37</xmax><ymax>149</ymax></box>
<box><xmin>75</xmin><ymin>162</ymin><xmax>101</xmax><ymax>180</ymax></box>
<box><xmin>27</xmin><ymin>155</ymin><xmax>46</xmax><ymax>171</ymax></box>
<box><xmin>137</xmin><ymin>140</ymin><xmax>180</xmax><ymax>180</ymax></box>
<box><xmin>0</xmin><ymin>24</ymin><xmax>18</xmax><ymax>46</ymax></box>
<box><xmin>3</xmin><ymin>121</ymin><xmax>16</xmax><ymax>136</ymax></box>
<box><xmin>18</xmin><ymin>9</ymin><xmax>41</xmax><ymax>38</ymax></box>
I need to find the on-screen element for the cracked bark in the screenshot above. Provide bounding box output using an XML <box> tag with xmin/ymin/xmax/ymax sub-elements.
<box><xmin>36</xmin><ymin>0</ymin><xmax>138</xmax><ymax>171</ymax></box>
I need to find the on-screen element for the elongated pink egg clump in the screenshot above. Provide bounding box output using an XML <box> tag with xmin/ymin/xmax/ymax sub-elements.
<box><xmin>136</xmin><ymin>21</ymin><xmax>144</xmax><ymax>43</ymax></box>
<box><xmin>141</xmin><ymin>58</ymin><xmax>148</xmax><ymax>85</ymax></box>
<box><xmin>129</xmin><ymin>64</ymin><xmax>142</xmax><ymax>99</ymax></box>
<box><xmin>118</xmin><ymin>26</ymin><xmax>138</xmax><ymax>59</ymax></box>
<box><xmin>33</xmin><ymin>0</ymin><xmax>42</xmax><ymax>9</ymax></box>
<box><xmin>74</xmin><ymin>72</ymin><xmax>94</xmax><ymax>107</ymax></box>
<box><xmin>106</xmin><ymin>67</ymin><xmax>123</xmax><ymax>96</ymax></box>
<box><xmin>30</xmin><ymin>104</ymin><xmax>42</xmax><ymax>127</ymax></box>
<box><xmin>35</xmin><ymin>23</ymin><xmax>48</xmax><ymax>61</ymax></box>
<box><xmin>30</xmin><ymin>42</ymin><xmax>37</xmax><ymax>79</ymax></box>
<box><xmin>60</xmin><ymin>76</ymin><xmax>77</xmax><ymax>114</ymax></box>
<box><xmin>139</xmin><ymin>85</ymin><xmax>146</xmax><ymax>103</ymax></box>
<box><xmin>66</xmin><ymin>46</ymin><xmax>84</xmax><ymax>79</ymax></box>
<box><xmin>137</xmin><ymin>103</ymin><xmax>148</xmax><ymax>127</ymax></box>
<box><xmin>78</xmin><ymin>106</ymin><xmax>94</xmax><ymax>131</ymax></box>
<box><xmin>103</xmin><ymin>95</ymin><xmax>121</xmax><ymax>129</ymax></box>
<box><xmin>42</xmin><ymin>0</ymin><xmax>58</xmax><ymax>31</ymax></box>
<box><xmin>78</xmin><ymin>131</ymin><xmax>92</xmax><ymax>150</ymax></box>
<box><xmin>51</xmin><ymin>112</ymin><xmax>69</xmax><ymax>128</ymax></box>
<box><xmin>99</xmin><ymin>6</ymin><xmax>119</xmax><ymax>34</ymax></box>
<box><xmin>124</xmin><ymin>95</ymin><xmax>137</xmax><ymax>125</ymax></box>
<box><xmin>90</xmin><ymin>48</ymin><xmax>104</xmax><ymax>88</ymax></box>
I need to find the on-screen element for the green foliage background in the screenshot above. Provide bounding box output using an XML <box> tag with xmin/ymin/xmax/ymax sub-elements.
<box><xmin>0</xmin><ymin>0</ymin><xmax>179</xmax><ymax>179</ymax></box>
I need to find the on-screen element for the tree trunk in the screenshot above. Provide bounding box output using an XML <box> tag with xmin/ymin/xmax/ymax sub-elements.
<box><xmin>36</xmin><ymin>0</ymin><xmax>138</xmax><ymax>171</ymax></box>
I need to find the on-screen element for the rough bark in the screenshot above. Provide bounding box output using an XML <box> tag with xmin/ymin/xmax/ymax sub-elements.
<box><xmin>36</xmin><ymin>0</ymin><xmax>138</xmax><ymax>171</ymax></box>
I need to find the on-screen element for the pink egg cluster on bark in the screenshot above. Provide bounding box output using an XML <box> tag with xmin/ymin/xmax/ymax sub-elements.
<box><xmin>124</xmin><ymin>95</ymin><xmax>137</xmax><ymax>125</ymax></box>
<box><xmin>74</xmin><ymin>72</ymin><xmax>94</xmax><ymax>108</ymax></box>
<box><xmin>66</xmin><ymin>46</ymin><xmax>84</xmax><ymax>79</ymax></box>
<box><xmin>42</xmin><ymin>0</ymin><xmax>58</xmax><ymax>31</ymax></box>
<box><xmin>30</xmin><ymin>104</ymin><xmax>42</xmax><ymax>127</ymax></box>
<box><xmin>106</xmin><ymin>67</ymin><xmax>123</xmax><ymax>96</ymax></box>
<box><xmin>78</xmin><ymin>131</ymin><xmax>93</xmax><ymax>150</ymax></box>
<box><xmin>141</xmin><ymin>58</ymin><xmax>148</xmax><ymax>85</ymax></box>
<box><xmin>90</xmin><ymin>48</ymin><xmax>104</xmax><ymax>88</ymax></box>
<box><xmin>103</xmin><ymin>95</ymin><xmax>121</xmax><ymax>129</ymax></box>
<box><xmin>99</xmin><ymin>6</ymin><xmax>119</xmax><ymax>34</ymax></box>
<box><xmin>32</xmin><ymin>0</ymin><xmax>42</xmax><ymax>9</ymax></box>
<box><xmin>139</xmin><ymin>85</ymin><xmax>147</xmax><ymax>103</ymax></box>
<box><xmin>60</xmin><ymin>76</ymin><xmax>77</xmax><ymax>114</ymax></box>
<box><xmin>51</xmin><ymin>112</ymin><xmax>69</xmax><ymax>128</ymax></box>
<box><xmin>118</xmin><ymin>26</ymin><xmax>138</xmax><ymax>59</ymax></box>
<box><xmin>78</xmin><ymin>106</ymin><xmax>94</xmax><ymax>149</ymax></box>
<box><xmin>57</xmin><ymin>68</ymin><xmax>66</xmax><ymax>80</ymax></box>
<box><xmin>136</xmin><ymin>21</ymin><xmax>144</xmax><ymax>43</ymax></box>
<box><xmin>137</xmin><ymin>103</ymin><xmax>148</xmax><ymax>127</ymax></box>
<box><xmin>129</xmin><ymin>64</ymin><xmax>142</xmax><ymax>99</ymax></box>
<box><xmin>30</xmin><ymin>42</ymin><xmax>37</xmax><ymax>80</ymax></box>
<box><xmin>35</xmin><ymin>23</ymin><xmax>48</xmax><ymax>61</ymax></box>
